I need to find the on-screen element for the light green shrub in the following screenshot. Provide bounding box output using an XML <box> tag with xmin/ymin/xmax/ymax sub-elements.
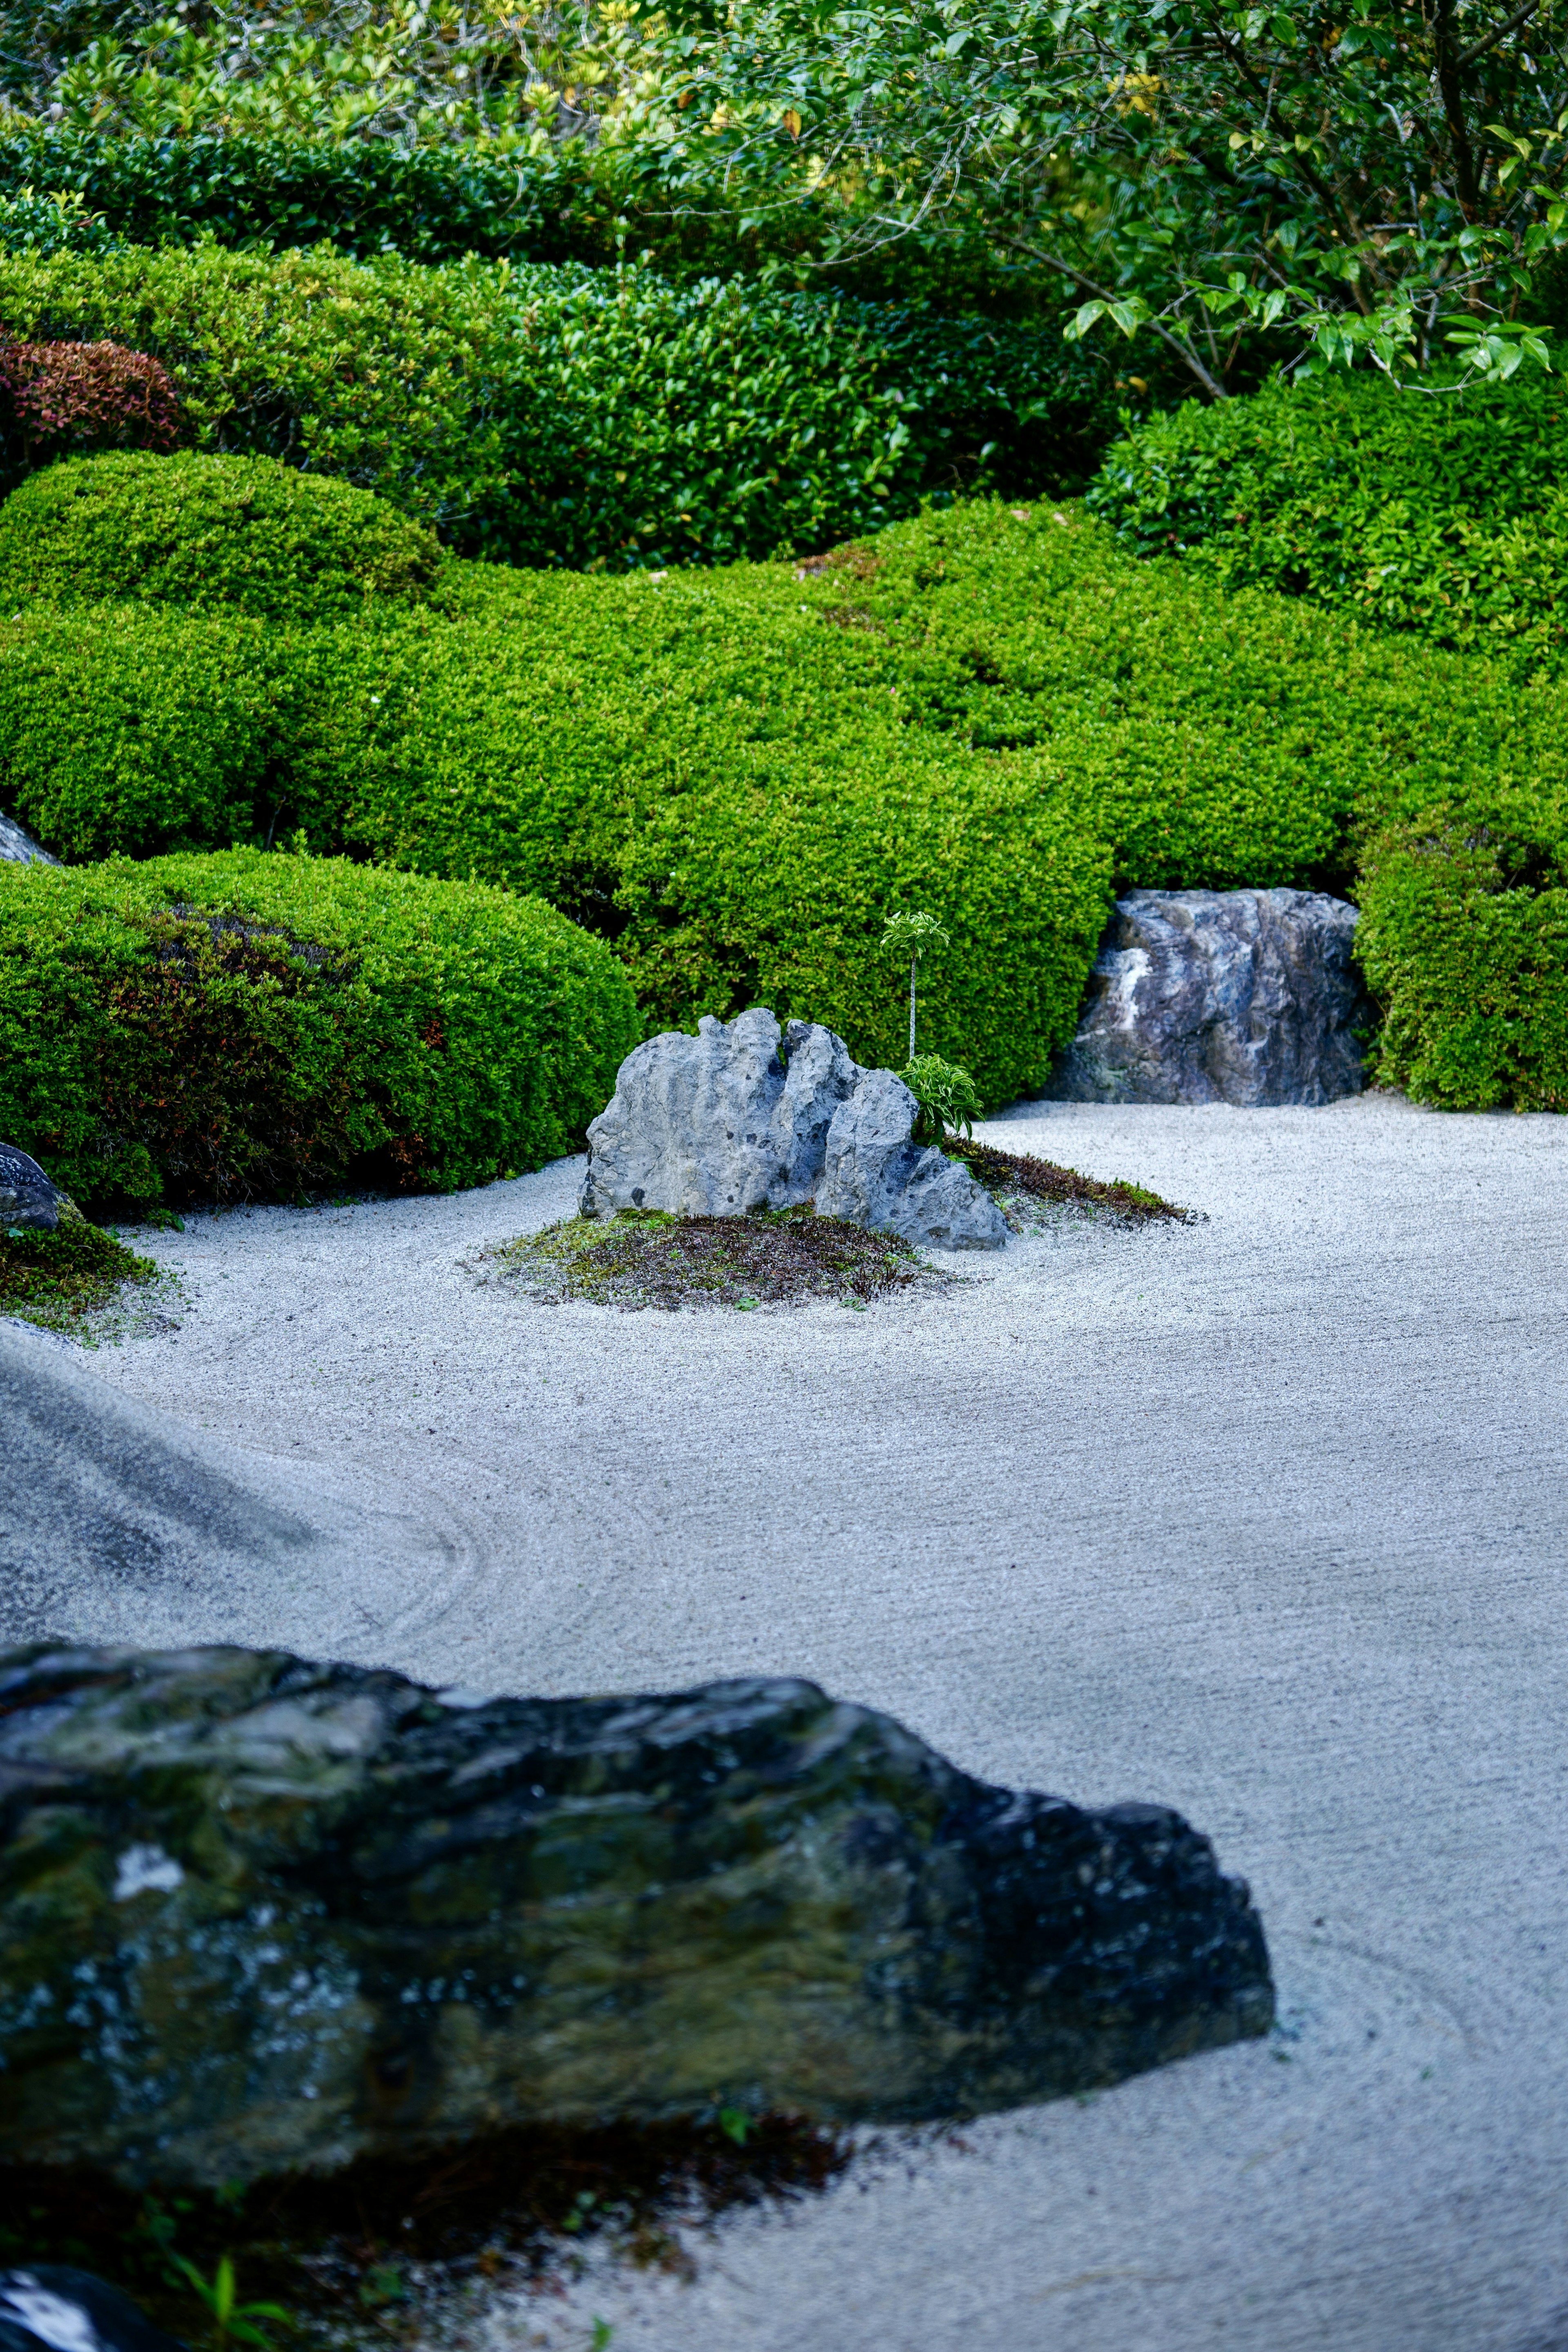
<box><xmin>1356</xmin><ymin>802</ymin><xmax>1568</xmax><ymax>1110</ymax></box>
<box><xmin>0</xmin><ymin>452</ymin><xmax>445</xmax><ymax>621</ymax></box>
<box><xmin>0</xmin><ymin>849</ymin><xmax>641</xmax><ymax>1207</ymax></box>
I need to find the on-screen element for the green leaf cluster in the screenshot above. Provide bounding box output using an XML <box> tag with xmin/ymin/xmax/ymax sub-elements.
<box><xmin>0</xmin><ymin>849</ymin><xmax>640</xmax><ymax>1209</ymax></box>
<box><xmin>1087</xmin><ymin>367</ymin><xmax>1568</xmax><ymax>673</ymax></box>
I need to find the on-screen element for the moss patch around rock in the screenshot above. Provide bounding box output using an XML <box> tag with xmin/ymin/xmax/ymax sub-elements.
<box><xmin>0</xmin><ymin>1217</ymin><xmax>157</xmax><ymax>1336</ymax></box>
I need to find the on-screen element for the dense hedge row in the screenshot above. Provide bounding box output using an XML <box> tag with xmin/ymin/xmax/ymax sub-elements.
<box><xmin>8</xmin><ymin>470</ymin><xmax>1568</xmax><ymax>1110</ymax></box>
<box><xmin>0</xmin><ymin>242</ymin><xmax>1118</xmax><ymax>562</ymax></box>
<box><xmin>0</xmin><ymin>851</ymin><xmax>640</xmax><ymax>1208</ymax></box>
<box><xmin>1087</xmin><ymin>369</ymin><xmax>1568</xmax><ymax>674</ymax></box>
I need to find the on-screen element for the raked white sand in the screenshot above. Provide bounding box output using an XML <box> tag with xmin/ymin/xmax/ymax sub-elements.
<box><xmin>87</xmin><ymin>1091</ymin><xmax>1568</xmax><ymax>2352</ymax></box>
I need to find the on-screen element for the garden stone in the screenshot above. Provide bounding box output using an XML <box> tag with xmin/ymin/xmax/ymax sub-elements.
<box><xmin>816</xmin><ymin>1069</ymin><xmax>1008</xmax><ymax>1250</ymax></box>
<box><xmin>0</xmin><ymin>1144</ymin><xmax>74</xmax><ymax>1233</ymax></box>
<box><xmin>1049</xmin><ymin>889</ymin><xmax>1368</xmax><ymax>1107</ymax></box>
<box><xmin>0</xmin><ymin>1642</ymin><xmax>1274</xmax><ymax>2186</ymax></box>
<box><xmin>579</xmin><ymin>1007</ymin><xmax>860</xmax><ymax>1217</ymax></box>
<box><xmin>0</xmin><ymin>809</ymin><xmax>56</xmax><ymax>865</ymax></box>
<box><xmin>0</xmin><ymin>2271</ymin><xmax>185</xmax><ymax>2352</ymax></box>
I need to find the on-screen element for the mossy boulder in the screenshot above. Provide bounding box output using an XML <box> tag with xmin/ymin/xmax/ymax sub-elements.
<box><xmin>0</xmin><ymin>1644</ymin><xmax>1273</xmax><ymax>2186</ymax></box>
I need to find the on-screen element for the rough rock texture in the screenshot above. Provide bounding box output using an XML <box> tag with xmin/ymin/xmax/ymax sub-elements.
<box><xmin>0</xmin><ymin>2272</ymin><xmax>183</xmax><ymax>2352</ymax></box>
<box><xmin>581</xmin><ymin>1010</ymin><xmax>1006</xmax><ymax>1248</ymax></box>
<box><xmin>0</xmin><ymin>1644</ymin><xmax>1274</xmax><ymax>2186</ymax></box>
<box><xmin>0</xmin><ymin>1145</ymin><xmax>73</xmax><ymax>1233</ymax></box>
<box><xmin>817</xmin><ymin>1069</ymin><xmax>1008</xmax><ymax>1250</ymax></box>
<box><xmin>0</xmin><ymin>1320</ymin><xmax>468</xmax><ymax>1656</ymax></box>
<box><xmin>1049</xmin><ymin>890</ymin><xmax>1368</xmax><ymax>1107</ymax></box>
<box><xmin>580</xmin><ymin>1008</ymin><xmax>860</xmax><ymax>1218</ymax></box>
<box><xmin>0</xmin><ymin>810</ymin><xmax>56</xmax><ymax>865</ymax></box>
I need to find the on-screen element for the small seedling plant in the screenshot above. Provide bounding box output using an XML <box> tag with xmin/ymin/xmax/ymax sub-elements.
<box><xmin>165</xmin><ymin>2254</ymin><xmax>291</xmax><ymax>2352</ymax></box>
<box><xmin>880</xmin><ymin>910</ymin><xmax>983</xmax><ymax>1144</ymax></box>
<box><xmin>880</xmin><ymin>909</ymin><xmax>949</xmax><ymax>1061</ymax></box>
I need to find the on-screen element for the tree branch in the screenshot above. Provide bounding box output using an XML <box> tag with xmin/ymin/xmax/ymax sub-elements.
<box><xmin>1457</xmin><ymin>0</ymin><xmax>1548</xmax><ymax>69</ymax></box>
<box><xmin>1005</xmin><ymin>238</ymin><xmax>1232</xmax><ymax>398</ymax></box>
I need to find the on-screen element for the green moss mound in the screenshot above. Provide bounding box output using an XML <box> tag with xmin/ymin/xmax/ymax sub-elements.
<box><xmin>0</xmin><ymin>451</ymin><xmax>444</xmax><ymax>622</ymax></box>
<box><xmin>0</xmin><ymin>851</ymin><xmax>640</xmax><ymax>1208</ymax></box>
<box><xmin>0</xmin><ymin>1217</ymin><xmax>156</xmax><ymax>1332</ymax></box>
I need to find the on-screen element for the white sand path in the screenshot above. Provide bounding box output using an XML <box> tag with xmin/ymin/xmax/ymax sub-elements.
<box><xmin>79</xmin><ymin>1092</ymin><xmax>1568</xmax><ymax>2352</ymax></box>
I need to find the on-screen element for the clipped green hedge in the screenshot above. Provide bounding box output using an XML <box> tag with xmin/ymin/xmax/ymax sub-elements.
<box><xmin>0</xmin><ymin>850</ymin><xmax>640</xmax><ymax>1207</ymax></box>
<box><xmin>1356</xmin><ymin>800</ymin><xmax>1568</xmax><ymax>1111</ymax></box>
<box><xmin>0</xmin><ymin>452</ymin><xmax>445</xmax><ymax>621</ymax></box>
<box><xmin>1086</xmin><ymin>369</ymin><xmax>1568</xmax><ymax>673</ymax></box>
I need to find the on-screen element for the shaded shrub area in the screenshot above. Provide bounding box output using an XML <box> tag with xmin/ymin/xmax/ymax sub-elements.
<box><xmin>1356</xmin><ymin>802</ymin><xmax>1568</xmax><ymax>1110</ymax></box>
<box><xmin>0</xmin><ymin>337</ymin><xmax>182</xmax><ymax>486</ymax></box>
<box><xmin>1086</xmin><ymin>368</ymin><xmax>1568</xmax><ymax>674</ymax></box>
<box><xmin>0</xmin><ymin>242</ymin><xmax>1117</xmax><ymax>560</ymax></box>
<box><xmin>0</xmin><ymin>450</ymin><xmax>444</xmax><ymax>620</ymax></box>
<box><xmin>0</xmin><ymin>852</ymin><xmax>640</xmax><ymax>1208</ymax></box>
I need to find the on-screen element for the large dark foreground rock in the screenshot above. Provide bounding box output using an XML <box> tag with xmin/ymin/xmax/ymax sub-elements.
<box><xmin>0</xmin><ymin>1645</ymin><xmax>1272</xmax><ymax>2186</ymax></box>
<box><xmin>1050</xmin><ymin>889</ymin><xmax>1368</xmax><ymax>1107</ymax></box>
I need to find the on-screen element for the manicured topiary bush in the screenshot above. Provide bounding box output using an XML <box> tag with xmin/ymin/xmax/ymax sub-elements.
<box><xmin>1355</xmin><ymin>801</ymin><xmax>1568</xmax><ymax>1111</ymax></box>
<box><xmin>0</xmin><ymin>849</ymin><xmax>640</xmax><ymax>1207</ymax></box>
<box><xmin>0</xmin><ymin>451</ymin><xmax>444</xmax><ymax>621</ymax></box>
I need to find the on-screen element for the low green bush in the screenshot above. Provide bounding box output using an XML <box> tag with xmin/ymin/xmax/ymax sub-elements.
<box><xmin>1086</xmin><ymin>369</ymin><xmax>1568</xmax><ymax>673</ymax></box>
<box><xmin>0</xmin><ymin>452</ymin><xmax>445</xmax><ymax>621</ymax></box>
<box><xmin>0</xmin><ymin>1217</ymin><xmax>156</xmax><ymax>1335</ymax></box>
<box><xmin>1356</xmin><ymin>800</ymin><xmax>1568</xmax><ymax>1111</ymax></box>
<box><xmin>0</xmin><ymin>850</ymin><xmax>640</xmax><ymax>1207</ymax></box>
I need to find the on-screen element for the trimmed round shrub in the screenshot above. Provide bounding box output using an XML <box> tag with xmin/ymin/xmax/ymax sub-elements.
<box><xmin>0</xmin><ymin>605</ymin><xmax>285</xmax><ymax>860</ymax></box>
<box><xmin>0</xmin><ymin>849</ymin><xmax>640</xmax><ymax>1207</ymax></box>
<box><xmin>1356</xmin><ymin>802</ymin><xmax>1568</xmax><ymax>1111</ymax></box>
<box><xmin>0</xmin><ymin>451</ymin><xmax>444</xmax><ymax>622</ymax></box>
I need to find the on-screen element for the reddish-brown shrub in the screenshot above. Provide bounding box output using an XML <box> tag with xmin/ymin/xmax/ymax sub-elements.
<box><xmin>0</xmin><ymin>339</ymin><xmax>184</xmax><ymax>461</ymax></box>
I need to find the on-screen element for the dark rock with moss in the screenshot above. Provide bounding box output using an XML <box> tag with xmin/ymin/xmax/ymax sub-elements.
<box><xmin>0</xmin><ymin>1145</ymin><xmax>74</xmax><ymax>1233</ymax></box>
<box><xmin>0</xmin><ymin>1644</ymin><xmax>1273</xmax><ymax>2186</ymax></box>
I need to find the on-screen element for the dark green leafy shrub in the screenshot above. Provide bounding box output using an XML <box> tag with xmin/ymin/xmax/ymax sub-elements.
<box><xmin>0</xmin><ymin>451</ymin><xmax>445</xmax><ymax>620</ymax></box>
<box><xmin>0</xmin><ymin>183</ymin><xmax>119</xmax><ymax>258</ymax></box>
<box><xmin>1087</xmin><ymin>369</ymin><xmax>1568</xmax><ymax>673</ymax></box>
<box><xmin>1356</xmin><ymin>802</ymin><xmax>1568</xmax><ymax>1110</ymax></box>
<box><xmin>0</xmin><ymin>240</ymin><xmax>1116</xmax><ymax>563</ymax></box>
<box><xmin>0</xmin><ymin>850</ymin><xmax>641</xmax><ymax>1207</ymax></box>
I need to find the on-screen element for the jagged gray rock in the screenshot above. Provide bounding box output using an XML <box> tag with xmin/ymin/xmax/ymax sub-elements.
<box><xmin>580</xmin><ymin>1010</ymin><xmax>1006</xmax><ymax>1249</ymax></box>
<box><xmin>1049</xmin><ymin>889</ymin><xmax>1368</xmax><ymax>1108</ymax></box>
<box><xmin>0</xmin><ymin>809</ymin><xmax>56</xmax><ymax>865</ymax></box>
<box><xmin>0</xmin><ymin>1642</ymin><xmax>1274</xmax><ymax>2185</ymax></box>
<box><xmin>817</xmin><ymin>1069</ymin><xmax>1007</xmax><ymax>1250</ymax></box>
<box><xmin>0</xmin><ymin>1144</ymin><xmax>73</xmax><ymax>1233</ymax></box>
<box><xmin>579</xmin><ymin>1007</ymin><xmax>860</xmax><ymax>1218</ymax></box>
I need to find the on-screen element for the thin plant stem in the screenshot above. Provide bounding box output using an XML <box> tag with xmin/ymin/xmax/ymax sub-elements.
<box><xmin>909</xmin><ymin>953</ymin><xmax>917</xmax><ymax>1058</ymax></box>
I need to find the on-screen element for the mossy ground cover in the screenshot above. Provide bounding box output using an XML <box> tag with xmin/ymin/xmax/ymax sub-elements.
<box><xmin>949</xmin><ymin>1139</ymin><xmax>1193</xmax><ymax>1228</ymax></box>
<box><xmin>0</xmin><ymin>2116</ymin><xmax>847</xmax><ymax>2352</ymax></box>
<box><xmin>0</xmin><ymin>1217</ymin><xmax>156</xmax><ymax>1335</ymax></box>
<box><xmin>476</xmin><ymin>1208</ymin><xmax>940</xmax><ymax>1312</ymax></box>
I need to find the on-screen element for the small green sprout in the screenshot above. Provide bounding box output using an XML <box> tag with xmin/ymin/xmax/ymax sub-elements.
<box><xmin>879</xmin><ymin>910</ymin><xmax>950</xmax><ymax>1058</ymax></box>
<box><xmin>902</xmin><ymin>1053</ymin><xmax>982</xmax><ymax>1143</ymax></box>
<box><xmin>166</xmin><ymin>2254</ymin><xmax>291</xmax><ymax>2352</ymax></box>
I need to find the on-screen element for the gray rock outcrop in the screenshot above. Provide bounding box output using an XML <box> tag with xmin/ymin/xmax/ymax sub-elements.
<box><xmin>1049</xmin><ymin>889</ymin><xmax>1368</xmax><ymax>1107</ymax></box>
<box><xmin>0</xmin><ymin>1642</ymin><xmax>1274</xmax><ymax>2185</ymax></box>
<box><xmin>581</xmin><ymin>1009</ymin><xmax>1005</xmax><ymax>1248</ymax></box>
<box><xmin>0</xmin><ymin>808</ymin><xmax>56</xmax><ymax>865</ymax></box>
<box><xmin>816</xmin><ymin>1067</ymin><xmax>1008</xmax><ymax>1249</ymax></box>
<box><xmin>579</xmin><ymin>1007</ymin><xmax>859</xmax><ymax>1218</ymax></box>
<box><xmin>0</xmin><ymin>1144</ymin><xmax>74</xmax><ymax>1232</ymax></box>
